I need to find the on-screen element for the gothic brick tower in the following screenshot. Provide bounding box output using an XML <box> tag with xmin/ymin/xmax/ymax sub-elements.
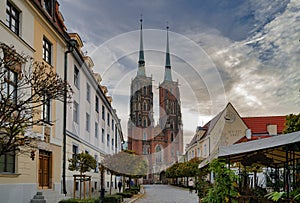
<box><xmin>128</xmin><ymin>21</ymin><xmax>183</xmax><ymax>183</ymax></box>
<box><xmin>128</xmin><ymin>18</ymin><xmax>154</xmax><ymax>155</ymax></box>
<box><xmin>158</xmin><ymin>26</ymin><xmax>183</xmax><ymax>165</ymax></box>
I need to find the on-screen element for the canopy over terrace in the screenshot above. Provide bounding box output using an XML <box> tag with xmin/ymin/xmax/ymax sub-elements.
<box><xmin>218</xmin><ymin>131</ymin><xmax>300</xmax><ymax>168</ymax></box>
<box><xmin>199</xmin><ymin>131</ymin><xmax>300</xmax><ymax>168</ymax></box>
<box><xmin>199</xmin><ymin>131</ymin><xmax>300</xmax><ymax>199</ymax></box>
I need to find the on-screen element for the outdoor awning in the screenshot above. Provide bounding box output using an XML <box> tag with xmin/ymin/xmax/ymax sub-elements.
<box><xmin>199</xmin><ymin>131</ymin><xmax>300</xmax><ymax>168</ymax></box>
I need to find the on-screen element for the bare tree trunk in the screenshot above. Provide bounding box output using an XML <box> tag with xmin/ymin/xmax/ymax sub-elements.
<box><xmin>80</xmin><ymin>172</ymin><xmax>82</xmax><ymax>199</ymax></box>
<box><xmin>100</xmin><ymin>165</ymin><xmax>105</xmax><ymax>203</ymax></box>
<box><xmin>110</xmin><ymin>173</ymin><xmax>112</xmax><ymax>195</ymax></box>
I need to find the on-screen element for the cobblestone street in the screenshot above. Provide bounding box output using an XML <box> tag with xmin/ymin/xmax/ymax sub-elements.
<box><xmin>136</xmin><ymin>185</ymin><xmax>199</xmax><ymax>203</ymax></box>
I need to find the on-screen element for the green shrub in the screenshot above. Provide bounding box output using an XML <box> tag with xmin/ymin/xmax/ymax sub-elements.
<box><xmin>98</xmin><ymin>194</ymin><xmax>122</xmax><ymax>203</ymax></box>
<box><xmin>58</xmin><ymin>198</ymin><xmax>95</xmax><ymax>203</ymax></box>
<box><xmin>116</xmin><ymin>192</ymin><xmax>133</xmax><ymax>198</ymax></box>
<box><xmin>128</xmin><ymin>185</ymin><xmax>140</xmax><ymax>194</ymax></box>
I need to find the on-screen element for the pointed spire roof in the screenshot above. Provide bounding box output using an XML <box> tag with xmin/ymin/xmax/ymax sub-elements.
<box><xmin>137</xmin><ymin>17</ymin><xmax>146</xmax><ymax>76</ymax></box>
<box><xmin>164</xmin><ymin>25</ymin><xmax>172</xmax><ymax>82</ymax></box>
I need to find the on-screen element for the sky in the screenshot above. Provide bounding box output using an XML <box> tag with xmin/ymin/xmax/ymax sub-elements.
<box><xmin>59</xmin><ymin>0</ymin><xmax>300</xmax><ymax>146</ymax></box>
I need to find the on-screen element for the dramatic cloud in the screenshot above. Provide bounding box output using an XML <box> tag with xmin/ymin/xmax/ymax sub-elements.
<box><xmin>59</xmin><ymin>0</ymin><xmax>300</xmax><ymax>146</ymax></box>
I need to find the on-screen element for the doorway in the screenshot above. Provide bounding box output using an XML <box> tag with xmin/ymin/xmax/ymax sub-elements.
<box><xmin>38</xmin><ymin>150</ymin><xmax>52</xmax><ymax>188</ymax></box>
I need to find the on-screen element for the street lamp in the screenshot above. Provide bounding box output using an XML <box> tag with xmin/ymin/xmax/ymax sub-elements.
<box><xmin>62</xmin><ymin>39</ymin><xmax>77</xmax><ymax>195</ymax></box>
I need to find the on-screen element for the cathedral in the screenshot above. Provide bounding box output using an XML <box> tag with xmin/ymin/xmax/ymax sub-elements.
<box><xmin>127</xmin><ymin>19</ymin><xmax>183</xmax><ymax>183</ymax></box>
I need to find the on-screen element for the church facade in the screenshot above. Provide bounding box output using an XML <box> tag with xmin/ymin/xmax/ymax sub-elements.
<box><xmin>127</xmin><ymin>19</ymin><xmax>183</xmax><ymax>183</ymax></box>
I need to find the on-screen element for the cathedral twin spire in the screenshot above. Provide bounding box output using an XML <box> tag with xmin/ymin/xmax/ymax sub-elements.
<box><xmin>137</xmin><ymin>18</ymin><xmax>146</xmax><ymax>76</ymax></box>
<box><xmin>137</xmin><ymin>18</ymin><xmax>173</xmax><ymax>82</ymax></box>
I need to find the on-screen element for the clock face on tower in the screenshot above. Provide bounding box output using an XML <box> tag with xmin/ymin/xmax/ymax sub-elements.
<box><xmin>224</xmin><ymin>111</ymin><xmax>236</xmax><ymax>123</ymax></box>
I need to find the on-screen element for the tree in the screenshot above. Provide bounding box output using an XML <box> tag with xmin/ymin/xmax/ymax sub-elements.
<box><xmin>283</xmin><ymin>113</ymin><xmax>300</xmax><ymax>134</ymax></box>
<box><xmin>68</xmin><ymin>152</ymin><xmax>97</xmax><ymax>176</ymax></box>
<box><xmin>68</xmin><ymin>152</ymin><xmax>97</xmax><ymax>199</ymax></box>
<box><xmin>102</xmin><ymin>150</ymin><xmax>148</xmax><ymax>178</ymax></box>
<box><xmin>0</xmin><ymin>42</ymin><xmax>72</xmax><ymax>157</ymax></box>
<box><xmin>202</xmin><ymin>159</ymin><xmax>239</xmax><ymax>203</ymax></box>
<box><xmin>102</xmin><ymin>150</ymin><xmax>148</xmax><ymax>192</ymax></box>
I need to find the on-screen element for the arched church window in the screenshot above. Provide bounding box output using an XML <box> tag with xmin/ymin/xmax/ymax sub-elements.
<box><xmin>143</xmin><ymin>86</ymin><xmax>147</xmax><ymax>95</ymax></box>
<box><xmin>156</xmin><ymin>145</ymin><xmax>162</xmax><ymax>163</ymax></box>
<box><xmin>143</xmin><ymin>119</ymin><xmax>147</xmax><ymax>127</ymax></box>
<box><xmin>143</xmin><ymin>101</ymin><xmax>147</xmax><ymax>111</ymax></box>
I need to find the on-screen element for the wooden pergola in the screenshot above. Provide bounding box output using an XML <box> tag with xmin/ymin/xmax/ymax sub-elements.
<box><xmin>73</xmin><ymin>174</ymin><xmax>92</xmax><ymax>199</ymax></box>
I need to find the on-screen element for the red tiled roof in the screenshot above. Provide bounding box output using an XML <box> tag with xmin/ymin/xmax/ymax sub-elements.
<box><xmin>236</xmin><ymin>135</ymin><xmax>272</xmax><ymax>143</ymax></box>
<box><xmin>242</xmin><ymin>116</ymin><xmax>286</xmax><ymax>134</ymax></box>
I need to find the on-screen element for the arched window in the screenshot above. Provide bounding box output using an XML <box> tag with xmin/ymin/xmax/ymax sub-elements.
<box><xmin>143</xmin><ymin>101</ymin><xmax>147</xmax><ymax>111</ymax></box>
<box><xmin>171</xmin><ymin>133</ymin><xmax>174</xmax><ymax>142</ymax></box>
<box><xmin>143</xmin><ymin>119</ymin><xmax>147</xmax><ymax>127</ymax></box>
<box><xmin>156</xmin><ymin>145</ymin><xmax>162</xmax><ymax>163</ymax></box>
<box><xmin>143</xmin><ymin>86</ymin><xmax>147</xmax><ymax>95</ymax></box>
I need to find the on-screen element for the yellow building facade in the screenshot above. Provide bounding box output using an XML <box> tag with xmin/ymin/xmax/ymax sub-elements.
<box><xmin>0</xmin><ymin>1</ymin><xmax>124</xmax><ymax>203</ymax></box>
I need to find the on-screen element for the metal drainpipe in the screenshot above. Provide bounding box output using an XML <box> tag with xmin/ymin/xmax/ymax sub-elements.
<box><xmin>63</xmin><ymin>39</ymin><xmax>76</xmax><ymax>194</ymax></box>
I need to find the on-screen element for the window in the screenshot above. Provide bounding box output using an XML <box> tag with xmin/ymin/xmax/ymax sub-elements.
<box><xmin>94</xmin><ymin>182</ymin><xmax>98</xmax><ymax>190</ymax></box>
<box><xmin>0</xmin><ymin>151</ymin><xmax>15</xmax><ymax>173</ymax></box>
<box><xmin>156</xmin><ymin>145</ymin><xmax>162</xmax><ymax>163</ymax></box>
<box><xmin>86</xmin><ymin>113</ymin><xmax>90</xmax><ymax>132</ymax></box>
<box><xmin>43</xmin><ymin>37</ymin><xmax>52</xmax><ymax>64</ymax></box>
<box><xmin>73</xmin><ymin>101</ymin><xmax>79</xmax><ymax>123</ymax></box>
<box><xmin>95</xmin><ymin>123</ymin><xmax>98</xmax><ymax>138</ymax></box>
<box><xmin>107</xmin><ymin>134</ymin><xmax>110</xmax><ymax>147</ymax></box>
<box><xmin>107</xmin><ymin>113</ymin><xmax>110</xmax><ymax>126</ymax></box>
<box><xmin>74</xmin><ymin>65</ymin><xmax>79</xmax><ymax>88</ymax></box>
<box><xmin>94</xmin><ymin>155</ymin><xmax>98</xmax><ymax>172</ymax></box>
<box><xmin>72</xmin><ymin>145</ymin><xmax>78</xmax><ymax>159</ymax></box>
<box><xmin>95</xmin><ymin>96</ymin><xmax>99</xmax><ymax>113</ymax></box>
<box><xmin>86</xmin><ymin>83</ymin><xmax>90</xmax><ymax>102</ymax></box>
<box><xmin>111</xmin><ymin>138</ymin><xmax>114</xmax><ymax>150</ymax></box>
<box><xmin>43</xmin><ymin>0</ymin><xmax>53</xmax><ymax>16</ymax></box>
<box><xmin>143</xmin><ymin>145</ymin><xmax>147</xmax><ymax>155</ymax></box>
<box><xmin>102</xmin><ymin>105</ymin><xmax>105</xmax><ymax>120</ymax></box>
<box><xmin>75</xmin><ymin>182</ymin><xmax>79</xmax><ymax>191</ymax></box>
<box><xmin>143</xmin><ymin>132</ymin><xmax>147</xmax><ymax>141</ymax></box>
<box><xmin>101</xmin><ymin>128</ymin><xmax>105</xmax><ymax>143</ymax></box>
<box><xmin>112</xmin><ymin>119</ymin><xmax>114</xmax><ymax>131</ymax></box>
<box><xmin>143</xmin><ymin>119</ymin><xmax>147</xmax><ymax>128</ymax></box>
<box><xmin>6</xmin><ymin>1</ymin><xmax>20</xmax><ymax>35</ymax></box>
<box><xmin>143</xmin><ymin>86</ymin><xmax>147</xmax><ymax>95</ymax></box>
<box><xmin>1</xmin><ymin>66</ymin><xmax>17</xmax><ymax>103</ymax></box>
<box><xmin>43</xmin><ymin>93</ymin><xmax>51</xmax><ymax>123</ymax></box>
<box><xmin>171</xmin><ymin>133</ymin><xmax>174</xmax><ymax>142</ymax></box>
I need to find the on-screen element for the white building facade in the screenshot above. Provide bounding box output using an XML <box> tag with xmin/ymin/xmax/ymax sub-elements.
<box><xmin>65</xmin><ymin>33</ymin><xmax>124</xmax><ymax>197</ymax></box>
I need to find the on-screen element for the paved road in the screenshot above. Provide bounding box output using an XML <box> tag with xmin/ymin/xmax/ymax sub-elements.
<box><xmin>136</xmin><ymin>185</ymin><xmax>199</xmax><ymax>203</ymax></box>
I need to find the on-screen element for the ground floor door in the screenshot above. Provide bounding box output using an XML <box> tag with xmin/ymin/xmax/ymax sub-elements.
<box><xmin>38</xmin><ymin>150</ymin><xmax>52</xmax><ymax>188</ymax></box>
